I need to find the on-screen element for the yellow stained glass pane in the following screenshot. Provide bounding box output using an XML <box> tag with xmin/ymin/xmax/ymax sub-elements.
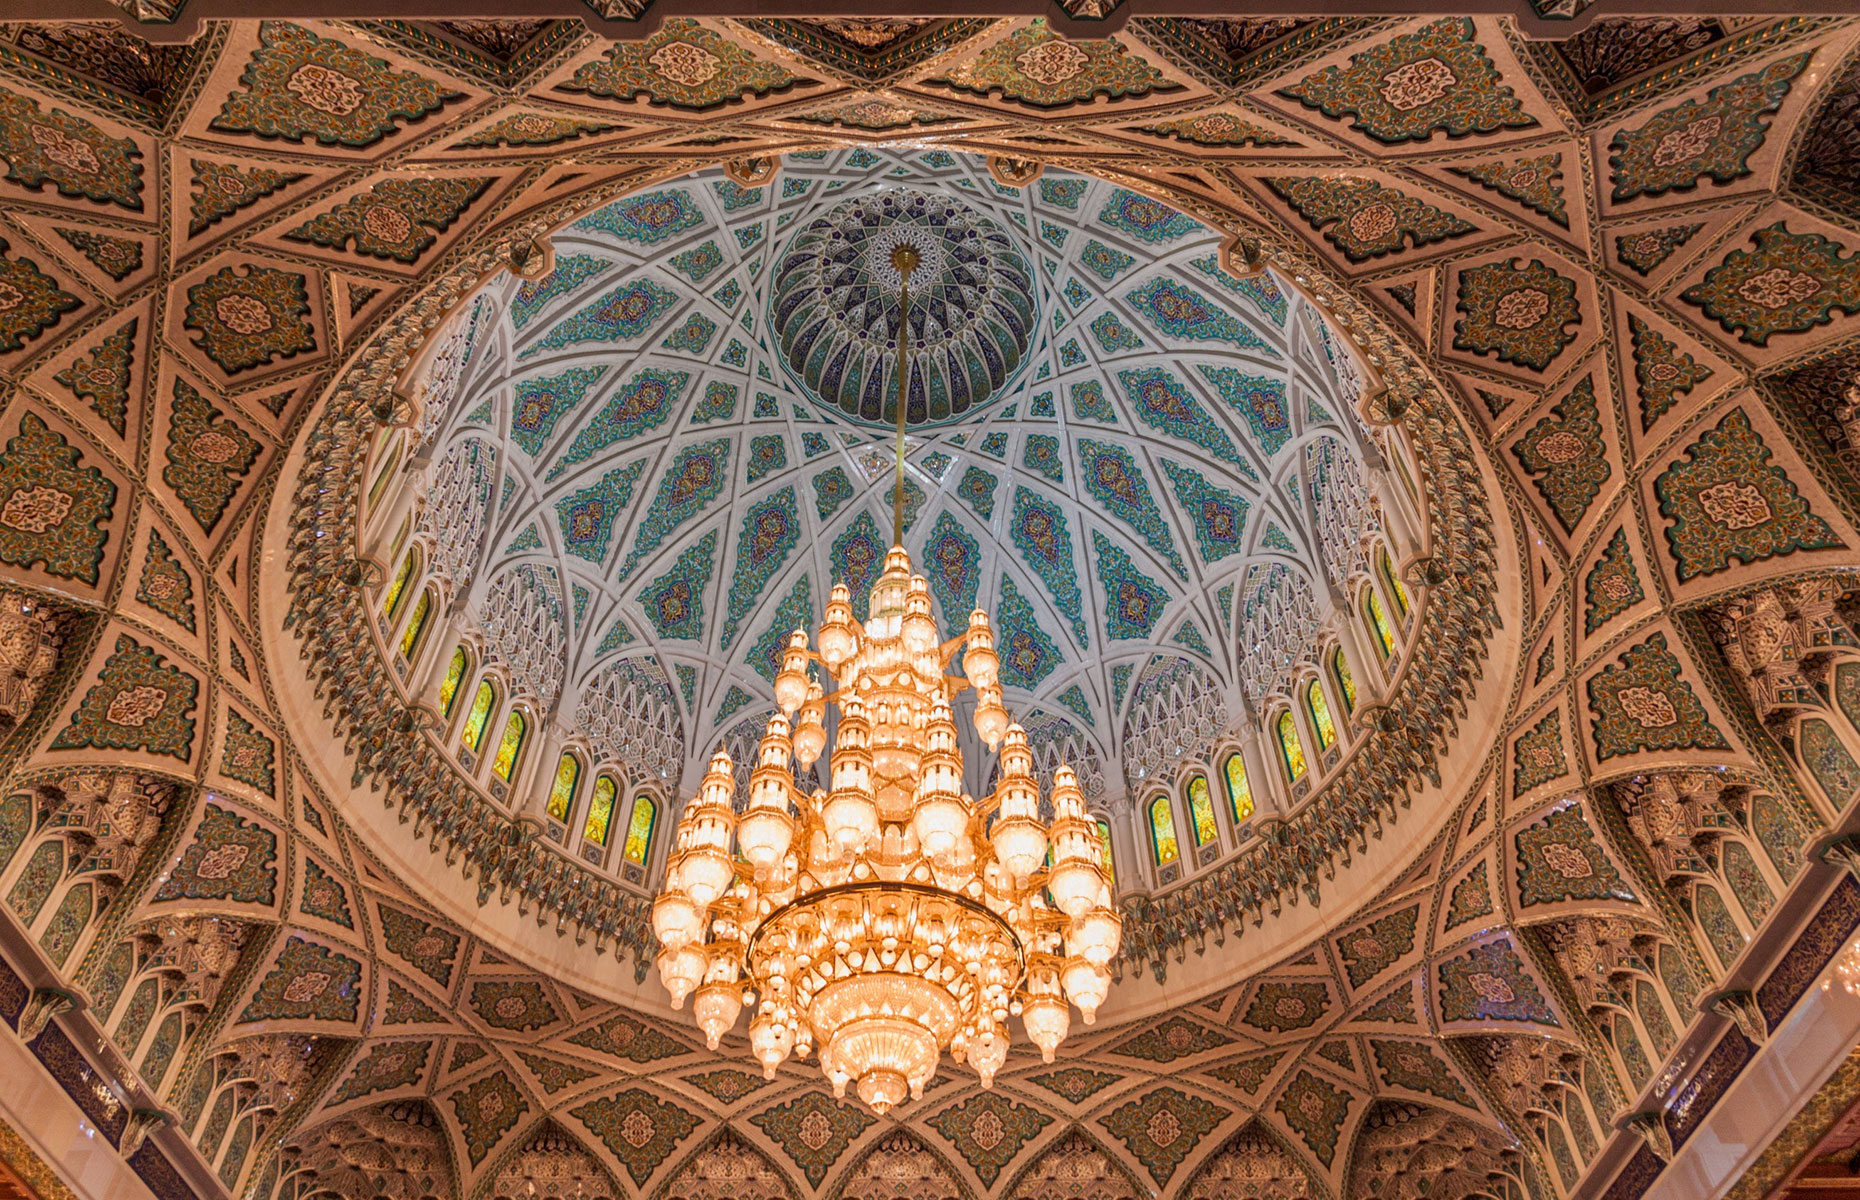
<box><xmin>438</xmin><ymin>647</ymin><xmax>468</xmax><ymax>717</ymax></box>
<box><xmin>1148</xmin><ymin>795</ymin><xmax>1179</xmax><ymax>866</ymax></box>
<box><xmin>623</xmin><ymin>795</ymin><xmax>656</xmax><ymax>864</ymax></box>
<box><xmin>585</xmin><ymin>777</ymin><xmax>617</xmax><ymax>845</ymax></box>
<box><xmin>491</xmin><ymin>712</ymin><xmax>527</xmax><ymax>782</ymax></box>
<box><xmin>1381</xmin><ymin>551</ymin><xmax>1411</xmax><ymax>617</ymax></box>
<box><xmin>1096</xmin><ymin>820</ymin><xmax>1115</xmax><ymax>888</ymax></box>
<box><xmin>1334</xmin><ymin>654</ymin><xmax>1357</xmax><ymax>712</ymax></box>
<box><xmin>383</xmin><ymin>548</ymin><xmax>418</xmax><ymax>619</ymax></box>
<box><xmin>1307</xmin><ymin>682</ymin><xmax>1336</xmax><ymax>750</ymax></box>
<box><xmin>1223</xmin><ymin>753</ymin><xmax>1253</xmax><ymax>823</ymax></box>
<box><xmin>547</xmin><ymin>754</ymin><xmax>580</xmax><ymax>822</ymax></box>
<box><xmin>1366</xmin><ymin>591</ymin><xmax>1395</xmax><ymax>658</ymax></box>
<box><xmin>397</xmin><ymin>590</ymin><xmax>431</xmax><ymax>660</ymax></box>
<box><xmin>1278</xmin><ymin>711</ymin><xmax>1307</xmax><ymax>782</ymax></box>
<box><xmin>1187</xmin><ymin>775</ymin><xmax>1217</xmax><ymax>846</ymax></box>
<box><xmin>460</xmin><ymin>682</ymin><xmax>495</xmax><ymax>753</ymax></box>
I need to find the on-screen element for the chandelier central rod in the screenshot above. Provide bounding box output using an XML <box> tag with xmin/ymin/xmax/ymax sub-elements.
<box><xmin>892</xmin><ymin>243</ymin><xmax>918</xmax><ymax>547</ymax></box>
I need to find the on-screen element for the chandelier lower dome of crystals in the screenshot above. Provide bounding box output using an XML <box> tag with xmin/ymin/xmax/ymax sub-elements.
<box><xmin>652</xmin><ymin>243</ymin><xmax>1120</xmax><ymax>1116</ymax></box>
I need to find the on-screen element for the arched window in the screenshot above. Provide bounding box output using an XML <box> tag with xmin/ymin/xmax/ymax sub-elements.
<box><xmin>491</xmin><ymin>710</ymin><xmax>528</xmax><ymax>782</ymax></box>
<box><xmin>1186</xmin><ymin>774</ymin><xmax>1218</xmax><ymax>846</ymax></box>
<box><xmin>438</xmin><ymin>646</ymin><xmax>470</xmax><ymax>718</ymax></box>
<box><xmin>383</xmin><ymin>546</ymin><xmax>420</xmax><ymax>619</ymax></box>
<box><xmin>1306</xmin><ymin>681</ymin><xmax>1337</xmax><ymax>751</ymax></box>
<box><xmin>1277</xmin><ymin>711</ymin><xmax>1307</xmax><ymax>783</ymax></box>
<box><xmin>623</xmin><ymin>795</ymin><xmax>658</xmax><ymax>865</ymax></box>
<box><xmin>1148</xmin><ymin>794</ymin><xmax>1179</xmax><ymax>867</ymax></box>
<box><xmin>1332</xmin><ymin>652</ymin><xmax>1357</xmax><ymax>713</ymax></box>
<box><xmin>1096</xmin><ymin>819</ymin><xmax>1116</xmax><ymax>888</ymax></box>
<box><xmin>584</xmin><ymin>776</ymin><xmax>618</xmax><ymax>845</ymax></box>
<box><xmin>1222</xmin><ymin>752</ymin><xmax>1253</xmax><ymax>823</ymax></box>
<box><xmin>546</xmin><ymin>752</ymin><xmax>581</xmax><ymax>822</ymax></box>
<box><xmin>459</xmin><ymin>680</ymin><xmax>497</xmax><ymax>753</ymax></box>
<box><xmin>1364</xmin><ymin>590</ymin><xmax>1395</xmax><ymax>660</ymax></box>
<box><xmin>1379</xmin><ymin>548</ymin><xmax>1411</xmax><ymax>619</ymax></box>
<box><xmin>397</xmin><ymin>588</ymin><xmax>433</xmax><ymax>661</ymax></box>
<box><xmin>368</xmin><ymin>436</ymin><xmax>403</xmax><ymax>508</ymax></box>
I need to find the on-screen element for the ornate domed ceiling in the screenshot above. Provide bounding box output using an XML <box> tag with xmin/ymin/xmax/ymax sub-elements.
<box><xmin>415</xmin><ymin>147</ymin><xmax>1393</xmax><ymax>809</ymax></box>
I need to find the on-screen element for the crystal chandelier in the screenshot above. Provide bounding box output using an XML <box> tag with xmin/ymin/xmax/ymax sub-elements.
<box><xmin>652</xmin><ymin>243</ymin><xmax>1121</xmax><ymax>1115</ymax></box>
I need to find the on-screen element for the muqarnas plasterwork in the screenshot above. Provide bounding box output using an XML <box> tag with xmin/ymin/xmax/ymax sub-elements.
<box><xmin>1584</xmin><ymin>529</ymin><xmax>1644</xmax><ymax>634</ymax></box>
<box><xmin>1629</xmin><ymin>315</ymin><xmax>1712</xmax><ymax>431</ymax></box>
<box><xmin>1436</xmin><ymin>939</ymin><xmax>1559</xmax><ymax>1026</ymax></box>
<box><xmin>0</xmin><ymin>238</ymin><xmax>80</xmax><ymax>353</ymax></box>
<box><xmin>237</xmin><ymin>935</ymin><xmax>363</xmax><ymax>1024</ymax></box>
<box><xmin>1653</xmin><ymin>407</ymin><xmax>1842</xmax><ymax>580</ymax></box>
<box><xmin>1279</xmin><ymin>17</ymin><xmax>1535</xmax><ymax>145</ymax></box>
<box><xmin>164</xmin><ymin>379</ymin><xmax>261</xmax><ymax>532</ymax></box>
<box><xmin>1514</xmin><ymin>802</ymin><xmax>1638</xmax><ymax>906</ymax></box>
<box><xmin>559</xmin><ymin>20</ymin><xmax>808</xmax><ymax>110</ymax></box>
<box><xmin>51</xmin><ymin>634</ymin><xmax>198</xmax><ymax>760</ymax></box>
<box><xmin>0</xmin><ymin>413</ymin><xmax>116</xmax><ymax>584</ymax></box>
<box><xmin>152</xmin><ymin>802</ymin><xmax>277</xmax><ymax>905</ymax></box>
<box><xmin>285</xmin><ymin>177</ymin><xmax>492</xmax><ymax>264</ymax></box>
<box><xmin>56</xmin><ymin>318</ymin><xmax>138</xmax><ymax>438</ymax></box>
<box><xmin>1586</xmin><ymin>631</ymin><xmax>1731</xmax><ymax>760</ymax></box>
<box><xmin>1512</xmin><ymin>708</ymin><xmax>1568</xmax><ymax>795</ymax></box>
<box><xmin>1510</xmin><ymin>375</ymin><xmax>1610</xmax><ymax>534</ymax></box>
<box><xmin>1682</xmin><ymin>223</ymin><xmax>1860</xmax><ymax>346</ymax></box>
<box><xmin>0</xmin><ymin>84</ymin><xmax>143</xmax><ymax>210</ymax></box>
<box><xmin>1454</xmin><ymin>258</ymin><xmax>1581</xmax><ymax>371</ymax></box>
<box><xmin>932</xmin><ymin>22</ymin><xmax>1181</xmax><ymax>109</ymax></box>
<box><xmin>1273</xmin><ymin>1070</ymin><xmax>1351</xmax><ymax>1166</ymax></box>
<box><xmin>211</xmin><ymin>22</ymin><xmax>463</xmax><ymax>148</ymax></box>
<box><xmin>1609</xmin><ymin>53</ymin><xmax>1807</xmax><ymax>201</ymax></box>
<box><xmin>1335</xmin><ymin>905</ymin><xmax>1420</xmax><ymax>989</ymax></box>
<box><xmin>746</xmin><ymin>1089</ymin><xmax>874</xmax><ymax>1187</ymax></box>
<box><xmin>925</xmin><ymin>1090</ymin><xmax>1053</xmax><ymax>1187</ymax></box>
<box><xmin>1263</xmin><ymin>175</ymin><xmax>1473</xmax><ymax>263</ymax></box>
<box><xmin>183</xmin><ymin>264</ymin><xmax>316</xmax><ymax>374</ymax></box>
<box><xmin>450</xmin><ymin>1071</ymin><xmax>529</xmax><ymax>1167</ymax></box>
<box><xmin>1101</xmin><ymin>1086</ymin><xmax>1227</xmax><ymax>1185</ymax></box>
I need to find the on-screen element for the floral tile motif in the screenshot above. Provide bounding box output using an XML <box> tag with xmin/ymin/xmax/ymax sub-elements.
<box><xmin>512</xmin><ymin>257</ymin><xmax>614</xmax><ymax>330</ymax></box>
<box><xmin>1264</xmin><ymin>175</ymin><xmax>1475</xmax><ymax>263</ymax></box>
<box><xmin>1093</xmin><ymin>532</ymin><xmax>1170</xmax><ymax>641</ymax></box>
<box><xmin>1142</xmin><ymin>109</ymin><xmax>1293</xmax><ymax>147</ymax></box>
<box><xmin>956</xmin><ymin>465</ymin><xmax>998</xmax><ymax>521</ymax></box>
<box><xmin>1335</xmin><ymin>905</ymin><xmax>1420</xmax><ymax>989</ymax></box>
<box><xmin>286</xmin><ymin>177</ymin><xmax>491</xmax><ymax>263</ymax></box>
<box><xmin>1450</xmin><ymin>152</ymin><xmax>1567</xmax><ymax>227</ymax></box>
<box><xmin>0</xmin><ymin>238</ymin><xmax>79</xmax><ymax>353</ymax></box>
<box><xmin>510</xmin><ymin>365</ymin><xmax>602</xmax><ymax>455</ymax></box>
<box><xmin>135</xmin><ymin>528</ymin><xmax>195</xmax><ymax>633</ymax></box>
<box><xmin>163</xmin><ymin>379</ymin><xmax>261</xmax><ymax>532</ymax></box>
<box><xmin>1616</xmin><ymin>224</ymin><xmax>1700</xmax><ymax>276</ymax></box>
<box><xmin>565</xmin><ymin>1011</ymin><xmax>690</xmax><ymax>1063</ymax></box>
<box><xmin>1027</xmin><ymin>1066</ymin><xmax>1122</xmax><ymax>1104</ymax></box>
<box><xmin>468</xmin><ymin>979</ymin><xmax>559</xmax><ymax>1031</ymax></box>
<box><xmin>1206</xmin><ymin>1050</ymin><xmax>1285</xmax><ymax>1094</ymax></box>
<box><xmin>1101</xmin><ymin>1085</ymin><xmax>1227</xmax><ymax>1185</ymax></box>
<box><xmin>1610</xmin><ymin>54</ymin><xmax>1806</xmax><ymax>201</ymax></box>
<box><xmin>1077</xmin><ymin>440</ymin><xmax>1186</xmax><ymax>580</ymax></box>
<box><xmin>1511</xmin><ymin>375</ymin><xmax>1609</xmax><ymax>534</ymax></box>
<box><xmin>1162</xmin><ymin>460</ymin><xmax>1251</xmax><ymax>564</ymax></box>
<box><xmin>1511</xmin><ymin>708</ymin><xmax>1567</xmax><ymax>795</ymax></box>
<box><xmin>996</xmin><ymin>575</ymin><xmax>1064</xmax><ymax>689</ymax></box>
<box><xmin>0</xmin><ymin>84</ymin><xmax>144</xmax><ymax>210</ymax></box>
<box><xmin>829</xmin><ymin>512</ymin><xmax>886</xmax><ymax>621</ymax></box>
<box><xmin>617</xmin><ymin>437</ymin><xmax>729</xmax><ymax>580</ymax></box>
<box><xmin>523</xmin><ymin>280</ymin><xmax>679</xmax><ymax>358</ymax></box>
<box><xmin>1111</xmin><ymin>1013</ymin><xmax>1236</xmax><ymax>1062</ymax></box>
<box><xmin>152</xmin><ymin>802</ymin><xmax>276</xmax><ymax>904</ymax></box>
<box><xmin>721</xmin><ymin>488</ymin><xmax>799</xmax><ymax>651</ymax></box>
<box><xmin>926</xmin><ymin>1090</ymin><xmax>1053</xmax><ymax>1186</ymax></box>
<box><xmin>933</xmin><ymin>21</ymin><xmax>1181</xmax><ymax>109</ymax></box>
<box><xmin>1279</xmin><ymin>17</ymin><xmax>1535</xmax><ymax>145</ymax></box>
<box><xmin>378</xmin><ymin>906</ymin><xmax>460</xmax><ymax>987</ymax></box>
<box><xmin>450</xmin><ymin>1071</ymin><xmax>529</xmax><ymax>1167</ymax></box>
<box><xmin>0</xmin><ymin>412</ymin><xmax>117</xmax><ymax>584</ymax></box>
<box><xmin>639</xmin><ymin>531</ymin><xmax>716</xmax><ymax>638</ymax></box>
<box><xmin>223</xmin><ymin>709</ymin><xmax>276</xmax><ymax>796</ymax></box>
<box><xmin>1682</xmin><ymin>223</ymin><xmax>1860</xmax><ymax>345</ymax></box>
<box><xmin>52</xmin><ymin>634</ymin><xmax>198</xmax><ymax>760</ymax></box>
<box><xmin>1515</xmin><ymin>801</ymin><xmax>1638</xmax><ymax>906</ymax></box>
<box><xmin>1011</xmin><ymin>488</ymin><xmax>1087</xmax><ymax>645</ymax></box>
<box><xmin>1628</xmin><ymin>315</ymin><xmax>1712</xmax><ymax>431</ymax></box>
<box><xmin>515</xmin><ymin>1050</ymin><xmax>599</xmax><ymax>1095</ymax></box>
<box><xmin>747</xmin><ymin>575</ymin><xmax>812</xmax><ymax>683</ymax></box>
<box><xmin>1097</xmin><ymin>188</ymin><xmax>1199</xmax><ymax>243</ymax></box>
<box><xmin>560</xmin><ymin>20</ymin><xmax>807</xmax><ymax>110</ymax></box>
<box><xmin>1198</xmin><ymin>366</ymin><xmax>1290</xmax><ymax>453</ymax></box>
<box><xmin>1079</xmin><ymin>239</ymin><xmax>1136</xmax><ymax>282</ymax></box>
<box><xmin>1436</xmin><ymin>938</ymin><xmax>1558</xmax><ymax>1026</ymax></box>
<box><xmin>1241</xmin><ymin>981</ymin><xmax>1331</xmax><ymax>1033</ymax></box>
<box><xmin>547</xmin><ymin>368</ymin><xmax>690</xmax><ymax>480</ymax></box>
<box><xmin>556</xmin><ymin>461</ymin><xmax>643</xmax><ymax>565</ymax></box>
<box><xmin>922</xmin><ymin>512</ymin><xmax>981</xmax><ymax>630</ymax></box>
<box><xmin>682</xmin><ymin>1069</ymin><xmax>770</xmax><ymax>1105</ymax></box>
<box><xmin>1273</xmin><ymin>1070</ymin><xmax>1351</xmax><ymax>1166</ymax></box>
<box><xmin>57</xmin><ymin>227</ymin><xmax>143</xmax><ymax>282</ymax></box>
<box><xmin>187</xmin><ymin>161</ymin><xmax>303</xmax><ymax>237</ymax></box>
<box><xmin>329</xmin><ymin>1041</ymin><xmax>429</xmax><ymax>1105</ymax></box>
<box><xmin>183</xmin><ymin>264</ymin><xmax>315</xmax><ymax>374</ymax></box>
<box><xmin>1116</xmin><ymin>366</ymin><xmax>1242</xmax><ymax>468</ymax></box>
<box><xmin>1454</xmin><ymin>258</ymin><xmax>1581</xmax><ymax>371</ymax></box>
<box><xmin>1023</xmin><ymin>433</ymin><xmax>1065</xmax><ymax>482</ymax></box>
<box><xmin>458</xmin><ymin>112</ymin><xmax>617</xmax><ymax>148</ymax></box>
<box><xmin>1127</xmin><ymin>278</ymin><xmax>1269</xmax><ymax>351</ymax></box>
<box><xmin>1653</xmin><ymin>407</ymin><xmax>1842</xmax><ymax>580</ymax></box>
<box><xmin>745</xmin><ymin>434</ymin><xmax>787</xmax><ymax>483</ymax></box>
<box><xmin>1584</xmin><ymin>528</ymin><xmax>1644</xmax><ymax>634</ymax></box>
<box><xmin>56</xmin><ymin>318</ymin><xmax>138</xmax><ymax>438</ymax></box>
<box><xmin>450</xmin><ymin>1041</ymin><xmax>487</xmax><ymax>1072</ymax></box>
<box><xmin>748</xmin><ymin>1089</ymin><xmax>875</xmax><ymax>1188</ymax></box>
<box><xmin>812</xmin><ymin>466</ymin><xmax>854</xmax><ymax>520</ymax></box>
<box><xmin>297</xmin><ymin>857</ymin><xmax>352</xmax><ymax>929</ymax></box>
<box><xmin>212</xmin><ymin>22</ymin><xmax>462</xmax><ymax>148</ymax></box>
<box><xmin>1369</xmin><ymin>1039</ymin><xmax>1475</xmax><ymax>1107</ymax></box>
<box><xmin>1586</xmin><ymin>631</ymin><xmax>1730</xmax><ymax>760</ymax></box>
<box><xmin>1357</xmin><ymin>986</ymin><xmax>1420</xmax><ymax>1024</ymax></box>
<box><xmin>381</xmin><ymin>979</ymin><xmax>445</xmax><ymax>1025</ymax></box>
<box><xmin>660</xmin><ymin>312</ymin><xmax>717</xmax><ymax>356</ymax></box>
<box><xmin>237</xmin><ymin>935</ymin><xmax>363</xmax><ymax>1024</ymax></box>
<box><xmin>1444</xmin><ymin>860</ymin><xmax>1494</xmax><ymax>930</ymax></box>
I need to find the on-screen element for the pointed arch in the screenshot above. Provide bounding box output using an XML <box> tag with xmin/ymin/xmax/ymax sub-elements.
<box><xmin>651</xmin><ymin>1127</ymin><xmax>800</xmax><ymax>1200</ymax></box>
<box><xmin>1183</xmin><ymin>1120</ymin><xmax>1322</xmax><ymax>1198</ymax></box>
<box><xmin>485</xmin><ymin>1116</ymin><xmax>623</xmax><ymax>1200</ymax></box>
<box><xmin>826</xmin><ymin>1127</ymin><xmax>970</xmax><ymax>1200</ymax></box>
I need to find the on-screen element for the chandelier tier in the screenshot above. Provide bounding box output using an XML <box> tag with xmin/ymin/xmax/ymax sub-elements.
<box><xmin>652</xmin><ymin>243</ymin><xmax>1121</xmax><ymax>1116</ymax></box>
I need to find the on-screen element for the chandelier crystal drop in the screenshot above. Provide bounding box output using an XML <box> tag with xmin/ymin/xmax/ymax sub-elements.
<box><xmin>652</xmin><ymin>243</ymin><xmax>1121</xmax><ymax>1116</ymax></box>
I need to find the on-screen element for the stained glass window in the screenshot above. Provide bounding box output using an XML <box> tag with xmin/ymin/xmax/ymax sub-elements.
<box><xmin>491</xmin><ymin>711</ymin><xmax>527</xmax><ymax>782</ymax></box>
<box><xmin>546</xmin><ymin>753</ymin><xmax>580</xmax><ymax>822</ymax></box>
<box><xmin>585</xmin><ymin>776</ymin><xmax>617</xmax><ymax>845</ymax></box>
<box><xmin>1365</xmin><ymin>590</ymin><xmax>1395</xmax><ymax>659</ymax></box>
<box><xmin>1148</xmin><ymin>794</ymin><xmax>1179</xmax><ymax>866</ymax></box>
<box><xmin>1187</xmin><ymin>774</ymin><xmax>1217</xmax><ymax>846</ymax></box>
<box><xmin>1223</xmin><ymin>753</ymin><xmax>1253</xmax><ymax>823</ymax></box>
<box><xmin>1307</xmin><ymin>681</ymin><xmax>1337</xmax><ymax>751</ymax></box>
<box><xmin>460</xmin><ymin>681</ymin><xmax>495</xmax><ymax>753</ymax></box>
<box><xmin>368</xmin><ymin>435</ymin><xmax>403</xmax><ymax>508</ymax></box>
<box><xmin>1096</xmin><ymin>820</ymin><xmax>1115</xmax><ymax>888</ymax></box>
<box><xmin>1333</xmin><ymin>653</ymin><xmax>1357</xmax><ymax>712</ymax></box>
<box><xmin>397</xmin><ymin>589</ymin><xmax>432</xmax><ymax>660</ymax></box>
<box><xmin>623</xmin><ymin>794</ymin><xmax>657</xmax><ymax>864</ymax></box>
<box><xmin>383</xmin><ymin>547</ymin><xmax>419</xmax><ymax>619</ymax></box>
<box><xmin>1278</xmin><ymin>710</ymin><xmax>1307</xmax><ymax>782</ymax></box>
<box><xmin>438</xmin><ymin>646</ymin><xmax>468</xmax><ymax>717</ymax></box>
<box><xmin>1380</xmin><ymin>548</ymin><xmax>1410</xmax><ymax>619</ymax></box>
